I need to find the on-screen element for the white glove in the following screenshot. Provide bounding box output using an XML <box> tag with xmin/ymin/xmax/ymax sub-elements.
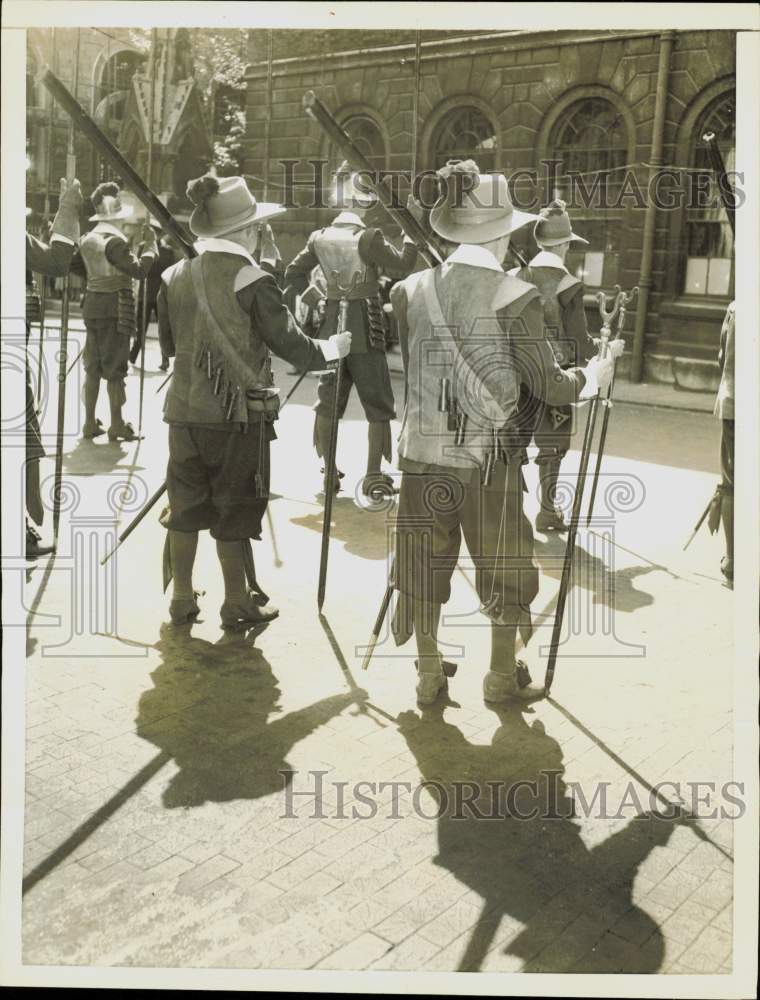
<box><xmin>583</xmin><ymin>354</ymin><xmax>614</xmax><ymax>396</ymax></box>
<box><xmin>405</xmin><ymin>193</ymin><xmax>424</xmax><ymax>224</ymax></box>
<box><xmin>607</xmin><ymin>338</ymin><xmax>625</xmax><ymax>360</ymax></box>
<box><xmin>141</xmin><ymin>223</ymin><xmax>158</xmax><ymax>254</ymax></box>
<box><xmin>592</xmin><ymin>336</ymin><xmax>625</xmax><ymax>361</ymax></box>
<box><xmin>333</xmin><ymin>330</ymin><xmax>352</xmax><ymax>358</ymax></box>
<box><xmin>322</xmin><ymin>330</ymin><xmax>353</xmax><ymax>362</ymax></box>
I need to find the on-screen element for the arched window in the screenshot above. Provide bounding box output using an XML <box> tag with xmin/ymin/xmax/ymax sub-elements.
<box><xmin>328</xmin><ymin>113</ymin><xmax>387</xmax><ymax>176</ymax></box>
<box><xmin>432</xmin><ymin>106</ymin><xmax>497</xmax><ymax>174</ymax></box>
<box><xmin>94</xmin><ymin>49</ymin><xmax>146</xmax><ymax>142</ymax></box>
<box><xmin>549</xmin><ymin>97</ymin><xmax>628</xmax><ymax>287</ymax></box>
<box><xmin>683</xmin><ymin>93</ymin><xmax>735</xmax><ymax>297</ymax></box>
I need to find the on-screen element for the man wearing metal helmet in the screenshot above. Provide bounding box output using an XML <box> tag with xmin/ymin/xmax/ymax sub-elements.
<box><xmin>390</xmin><ymin>164</ymin><xmax>614</xmax><ymax>706</ymax></box>
<box><xmin>284</xmin><ymin>161</ymin><xmax>418</xmax><ymax>498</ymax></box>
<box><xmin>78</xmin><ymin>182</ymin><xmax>158</xmax><ymax>441</ymax></box>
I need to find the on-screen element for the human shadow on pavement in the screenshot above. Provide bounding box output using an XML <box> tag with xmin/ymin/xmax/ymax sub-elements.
<box><xmin>533</xmin><ymin>532</ymin><xmax>657</xmax><ymax>615</ymax></box>
<box><xmin>396</xmin><ymin>702</ymin><xmax>681</xmax><ymax>973</ymax></box>
<box><xmin>62</xmin><ymin>438</ymin><xmax>145</xmax><ymax>477</ymax></box>
<box><xmin>290</xmin><ymin>495</ymin><xmax>391</xmax><ymax>562</ymax></box>
<box><xmin>136</xmin><ymin>623</ymin><xmax>362</xmax><ymax>808</ymax></box>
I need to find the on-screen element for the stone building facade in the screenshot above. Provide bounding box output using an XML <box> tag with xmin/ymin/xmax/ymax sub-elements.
<box><xmin>26</xmin><ymin>27</ymin><xmax>211</xmax><ymax>226</ymax></box>
<box><xmin>243</xmin><ymin>29</ymin><xmax>737</xmax><ymax>386</ymax></box>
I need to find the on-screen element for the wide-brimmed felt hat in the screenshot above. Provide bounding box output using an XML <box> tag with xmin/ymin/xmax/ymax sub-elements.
<box><xmin>328</xmin><ymin>161</ymin><xmax>376</xmax><ymax>210</ymax></box>
<box><xmin>430</xmin><ymin>162</ymin><xmax>537</xmax><ymax>245</ymax></box>
<box><xmin>187</xmin><ymin>175</ymin><xmax>285</xmax><ymax>238</ymax></box>
<box><xmin>534</xmin><ymin>199</ymin><xmax>588</xmax><ymax>246</ymax></box>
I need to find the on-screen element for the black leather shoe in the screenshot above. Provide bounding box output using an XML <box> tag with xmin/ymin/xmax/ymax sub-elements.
<box><xmin>221</xmin><ymin>590</ymin><xmax>279</xmax><ymax>630</ymax></box>
<box><xmin>26</xmin><ymin>524</ymin><xmax>55</xmax><ymax>559</ymax></box>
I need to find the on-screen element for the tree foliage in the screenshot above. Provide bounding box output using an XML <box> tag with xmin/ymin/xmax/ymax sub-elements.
<box><xmin>128</xmin><ymin>27</ymin><xmax>247</xmax><ymax>173</ymax></box>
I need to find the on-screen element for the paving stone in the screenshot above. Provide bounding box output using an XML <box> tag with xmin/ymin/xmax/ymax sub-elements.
<box><xmin>418</xmin><ymin>898</ymin><xmax>484</xmax><ymax>950</ymax></box>
<box><xmin>174</xmin><ymin>855</ymin><xmax>241</xmax><ymax>895</ymax></box>
<box><xmin>645</xmin><ymin>867</ymin><xmax>704</xmax><ymax>910</ymax></box>
<box><xmin>368</xmin><ymin>932</ymin><xmax>442</xmax><ymax>970</ymax></box>
<box><xmin>678</xmin><ymin>925</ymin><xmax>732</xmax><ymax>971</ymax></box>
<box><xmin>686</xmin><ymin>869</ymin><xmax>733</xmax><ymax>911</ymax></box>
<box><xmin>316</xmin><ymin>932</ymin><xmax>393</xmax><ymax>969</ymax></box>
<box><xmin>19</xmin><ymin>353</ymin><xmax>734</xmax><ymax>972</ymax></box>
<box><xmin>610</xmin><ymin>899</ymin><xmax>672</xmax><ymax>946</ymax></box>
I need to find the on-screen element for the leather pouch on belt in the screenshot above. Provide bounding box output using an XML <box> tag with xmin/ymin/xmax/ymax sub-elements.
<box><xmin>246</xmin><ymin>386</ymin><xmax>281</xmax><ymax>419</ymax></box>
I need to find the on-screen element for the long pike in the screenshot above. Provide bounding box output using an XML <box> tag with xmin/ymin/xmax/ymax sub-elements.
<box><xmin>39</xmin><ymin>67</ymin><xmax>197</xmax><ymax>560</ymax></box>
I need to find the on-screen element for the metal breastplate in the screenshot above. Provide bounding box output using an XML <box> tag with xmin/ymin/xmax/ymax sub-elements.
<box><xmin>80</xmin><ymin>231</ymin><xmax>132</xmax><ymax>293</ymax></box>
<box><xmin>312</xmin><ymin>226</ymin><xmax>372</xmax><ymax>298</ymax></box>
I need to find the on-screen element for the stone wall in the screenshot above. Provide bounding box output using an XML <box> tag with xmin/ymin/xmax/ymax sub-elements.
<box><xmin>243</xmin><ymin>29</ymin><xmax>736</xmax><ymax>378</ymax></box>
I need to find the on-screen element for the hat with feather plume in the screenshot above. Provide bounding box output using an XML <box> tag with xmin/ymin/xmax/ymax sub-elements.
<box><xmin>533</xmin><ymin>199</ymin><xmax>588</xmax><ymax>246</ymax></box>
<box><xmin>186</xmin><ymin>174</ymin><xmax>285</xmax><ymax>238</ymax></box>
<box><xmin>430</xmin><ymin>160</ymin><xmax>538</xmax><ymax>245</ymax></box>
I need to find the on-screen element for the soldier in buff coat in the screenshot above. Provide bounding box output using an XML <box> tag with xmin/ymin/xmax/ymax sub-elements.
<box><xmin>78</xmin><ymin>182</ymin><xmax>158</xmax><ymax>441</ymax></box>
<box><xmin>284</xmin><ymin>161</ymin><xmax>418</xmax><ymax>498</ymax></box>
<box><xmin>390</xmin><ymin>163</ymin><xmax>614</xmax><ymax>705</ymax></box>
<box><xmin>156</xmin><ymin>175</ymin><xmax>351</xmax><ymax>629</ymax></box>
<box><xmin>510</xmin><ymin>200</ymin><xmax>624</xmax><ymax>531</ymax></box>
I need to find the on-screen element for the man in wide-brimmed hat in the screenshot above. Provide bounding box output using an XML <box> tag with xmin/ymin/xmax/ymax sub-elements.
<box><xmin>509</xmin><ymin>199</ymin><xmax>624</xmax><ymax>532</ymax></box>
<box><xmin>156</xmin><ymin>174</ymin><xmax>352</xmax><ymax>631</ymax></box>
<box><xmin>78</xmin><ymin>181</ymin><xmax>158</xmax><ymax>441</ymax></box>
<box><xmin>284</xmin><ymin>161</ymin><xmax>418</xmax><ymax>498</ymax></box>
<box><xmin>390</xmin><ymin>163</ymin><xmax>614</xmax><ymax>706</ymax></box>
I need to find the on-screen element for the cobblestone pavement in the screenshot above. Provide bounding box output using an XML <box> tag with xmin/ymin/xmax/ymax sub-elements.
<box><xmin>15</xmin><ymin>332</ymin><xmax>738</xmax><ymax>975</ymax></box>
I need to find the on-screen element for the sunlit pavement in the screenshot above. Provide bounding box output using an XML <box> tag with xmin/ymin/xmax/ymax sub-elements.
<box><xmin>18</xmin><ymin>323</ymin><xmax>734</xmax><ymax>972</ymax></box>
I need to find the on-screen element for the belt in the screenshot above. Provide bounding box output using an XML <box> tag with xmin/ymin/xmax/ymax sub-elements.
<box><xmin>246</xmin><ymin>386</ymin><xmax>280</xmax><ymax>416</ymax></box>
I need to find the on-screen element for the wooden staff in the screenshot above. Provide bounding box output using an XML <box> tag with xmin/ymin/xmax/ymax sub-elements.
<box><xmin>39</xmin><ymin>67</ymin><xmax>196</xmax><ymax>258</ymax></box>
<box><xmin>361</xmin><ymin>575</ymin><xmax>395</xmax><ymax>671</ymax></box>
<box><xmin>52</xmin><ymin>30</ymin><xmax>81</xmax><ymax>543</ymax></box>
<box><xmin>317</xmin><ymin>271</ymin><xmax>359</xmax><ymax>611</ymax></box>
<box><xmin>543</xmin><ymin>287</ymin><xmax>623</xmax><ymax>694</ymax></box>
<box><xmin>40</xmin><ymin>65</ymin><xmax>199</xmax><ymax>558</ymax></box>
<box><xmin>585</xmin><ymin>285</ymin><xmax>638</xmax><ymax>524</ymax></box>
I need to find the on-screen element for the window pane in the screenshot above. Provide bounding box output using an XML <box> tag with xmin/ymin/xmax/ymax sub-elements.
<box><xmin>564</xmin><ymin>218</ymin><xmax>619</xmax><ymax>288</ymax></box>
<box><xmin>683</xmin><ymin>92</ymin><xmax>735</xmax><ymax>295</ymax></box>
<box><xmin>550</xmin><ymin>98</ymin><xmax>626</xmax><ymax>287</ymax></box>
<box><xmin>330</xmin><ymin>114</ymin><xmax>386</xmax><ymax>175</ymax></box>
<box><xmin>685</xmin><ymin>258</ymin><xmax>709</xmax><ymax>295</ymax></box>
<box><xmin>553</xmin><ymin>97</ymin><xmax>628</xmax><ymax>204</ymax></box>
<box><xmin>578</xmin><ymin>252</ymin><xmax>604</xmax><ymax>287</ymax></box>
<box><xmin>433</xmin><ymin>107</ymin><xmax>497</xmax><ymax>173</ymax></box>
<box><xmin>707</xmin><ymin>258</ymin><xmax>731</xmax><ymax>297</ymax></box>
